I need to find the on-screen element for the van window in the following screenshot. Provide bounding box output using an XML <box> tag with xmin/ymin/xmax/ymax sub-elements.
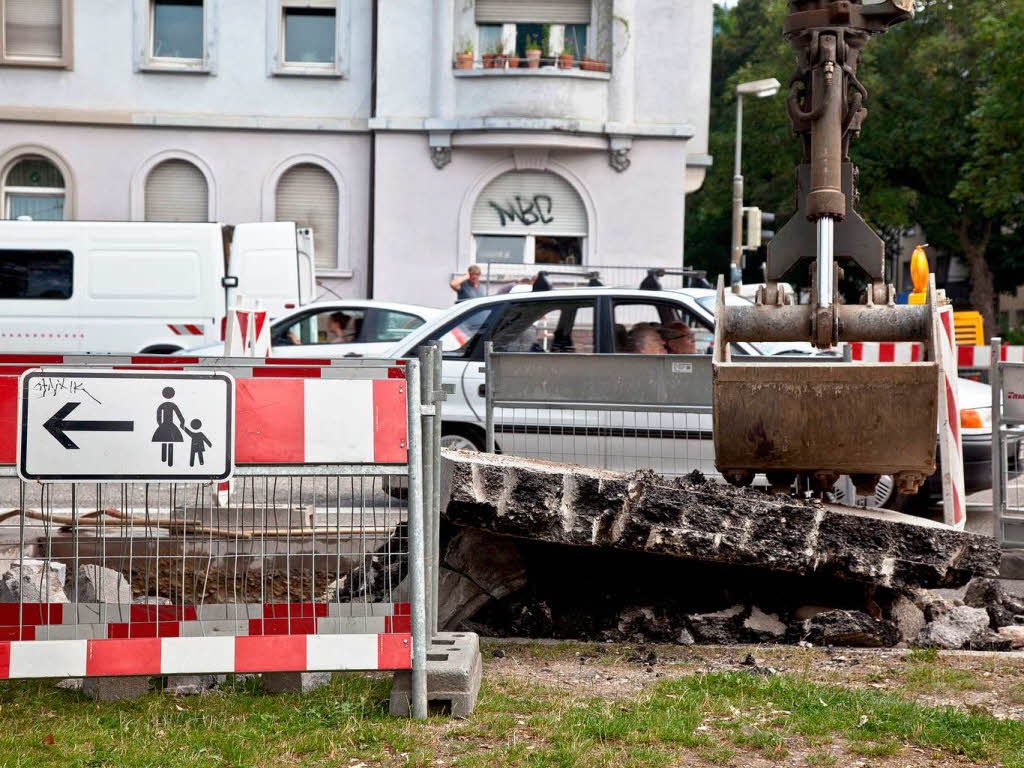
<box><xmin>0</xmin><ymin>249</ymin><xmax>72</xmax><ymax>299</ymax></box>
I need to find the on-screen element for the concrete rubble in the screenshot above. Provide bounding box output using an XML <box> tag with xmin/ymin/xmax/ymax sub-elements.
<box><xmin>437</xmin><ymin>450</ymin><xmax>1007</xmax><ymax>650</ymax></box>
<box><xmin>0</xmin><ymin>559</ymin><xmax>68</xmax><ymax>604</ymax></box>
<box><xmin>67</xmin><ymin>564</ymin><xmax>133</xmax><ymax>604</ymax></box>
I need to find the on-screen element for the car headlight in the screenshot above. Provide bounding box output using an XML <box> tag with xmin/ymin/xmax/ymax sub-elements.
<box><xmin>960</xmin><ymin>407</ymin><xmax>992</xmax><ymax>429</ymax></box>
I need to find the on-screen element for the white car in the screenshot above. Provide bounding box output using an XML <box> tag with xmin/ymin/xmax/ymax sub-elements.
<box><xmin>181</xmin><ymin>300</ymin><xmax>442</xmax><ymax>358</ymax></box>
<box><xmin>385</xmin><ymin>286</ymin><xmax>1004</xmax><ymax>511</ymax></box>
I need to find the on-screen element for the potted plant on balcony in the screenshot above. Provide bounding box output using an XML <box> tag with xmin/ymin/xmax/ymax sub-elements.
<box><xmin>494</xmin><ymin>41</ymin><xmax>508</xmax><ymax>69</ymax></box>
<box><xmin>580</xmin><ymin>46</ymin><xmax>606</xmax><ymax>71</ymax></box>
<box><xmin>506</xmin><ymin>44</ymin><xmax>521</xmax><ymax>69</ymax></box>
<box><xmin>557</xmin><ymin>46</ymin><xmax>574</xmax><ymax>69</ymax></box>
<box><xmin>525</xmin><ymin>35</ymin><xmax>541</xmax><ymax>68</ymax></box>
<box><xmin>455</xmin><ymin>39</ymin><xmax>473</xmax><ymax>69</ymax></box>
<box><xmin>482</xmin><ymin>44</ymin><xmax>496</xmax><ymax>69</ymax></box>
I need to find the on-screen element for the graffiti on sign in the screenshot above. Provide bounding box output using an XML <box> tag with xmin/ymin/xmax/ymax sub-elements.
<box><xmin>488</xmin><ymin>194</ymin><xmax>554</xmax><ymax>227</ymax></box>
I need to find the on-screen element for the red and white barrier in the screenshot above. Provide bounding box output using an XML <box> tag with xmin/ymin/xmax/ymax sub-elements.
<box><xmin>224</xmin><ymin>298</ymin><xmax>270</xmax><ymax>357</ymax></box>
<box><xmin>0</xmin><ymin>601</ymin><xmax>410</xmax><ymax>641</ymax></box>
<box><xmin>958</xmin><ymin>344</ymin><xmax>1024</xmax><ymax>369</ymax></box>
<box><xmin>935</xmin><ymin>303</ymin><xmax>966</xmax><ymax>529</ymax></box>
<box><xmin>0</xmin><ymin>633</ymin><xmax>411</xmax><ymax>679</ymax></box>
<box><xmin>167</xmin><ymin>324</ymin><xmax>204</xmax><ymax>337</ymax></box>
<box><xmin>0</xmin><ymin>375</ymin><xmax>408</xmax><ymax>466</ymax></box>
<box><xmin>849</xmin><ymin>342</ymin><xmax>1024</xmax><ymax>370</ymax></box>
<box><xmin>847</xmin><ymin>341</ymin><xmax>923</xmax><ymax>363</ymax></box>
<box><xmin>236</xmin><ymin>378</ymin><xmax>407</xmax><ymax>464</ymax></box>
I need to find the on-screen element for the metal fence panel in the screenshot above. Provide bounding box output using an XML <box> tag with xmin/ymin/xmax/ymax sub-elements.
<box><xmin>990</xmin><ymin>338</ymin><xmax>1024</xmax><ymax>546</ymax></box>
<box><xmin>0</xmin><ymin>359</ymin><xmax>435</xmax><ymax>717</ymax></box>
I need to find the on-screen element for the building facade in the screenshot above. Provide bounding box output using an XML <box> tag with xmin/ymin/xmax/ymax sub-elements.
<box><xmin>0</xmin><ymin>0</ymin><xmax>712</xmax><ymax>307</ymax></box>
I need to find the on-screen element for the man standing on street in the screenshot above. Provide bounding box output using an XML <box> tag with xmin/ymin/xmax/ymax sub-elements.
<box><xmin>450</xmin><ymin>264</ymin><xmax>484</xmax><ymax>303</ymax></box>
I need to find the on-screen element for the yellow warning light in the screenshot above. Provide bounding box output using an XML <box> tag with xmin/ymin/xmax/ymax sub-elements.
<box><xmin>908</xmin><ymin>245</ymin><xmax>929</xmax><ymax>305</ymax></box>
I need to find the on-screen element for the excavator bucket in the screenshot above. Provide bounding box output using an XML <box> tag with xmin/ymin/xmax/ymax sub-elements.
<box><xmin>714</xmin><ymin>0</ymin><xmax>933</xmax><ymax>495</ymax></box>
<box><xmin>712</xmin><ymin>278</ymin><xmax>939</xmax><ymax>495</ymax></box>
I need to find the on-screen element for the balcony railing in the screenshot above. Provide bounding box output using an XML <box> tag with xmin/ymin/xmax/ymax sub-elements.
<box><xmin>452</xmin><ymin>54</ymin><xmax>610</xmax><ymax>74</ymax></box>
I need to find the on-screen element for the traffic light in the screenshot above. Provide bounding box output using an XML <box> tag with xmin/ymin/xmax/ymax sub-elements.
<box><xmin>743</xmin><ymin>207</ymin><xmax>776</xmax><ymax>249</ymax></box>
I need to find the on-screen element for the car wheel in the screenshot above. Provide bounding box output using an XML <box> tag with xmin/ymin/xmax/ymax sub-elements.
<box><xmin>440</xmin><ymin>426</ymin><xmax>485</xmax><ymax>452</ymax></box>
<box><xmin>829</xmin><ymin>474</ymin><xmax>927</xmax><ymax>513</ymax></box>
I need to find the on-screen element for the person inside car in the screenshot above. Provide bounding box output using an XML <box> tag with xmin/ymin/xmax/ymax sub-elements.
<box><xmin>327</xmin><ymin>311</ymin><xmax>355</xmax><ymax>343</ymax></box>
<box><xmin>626</xmin><ymin>324</ymin><xmax>667</xmax><ymax>354</ymax></box>
<box><xmin>660</xmin><ymin>321</ymin><xmax>697</xmax><ymax>354</ymax></box>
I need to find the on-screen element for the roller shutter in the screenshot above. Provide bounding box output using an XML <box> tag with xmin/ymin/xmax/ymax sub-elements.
<box><xmin>472</xmin><ymin>171</ymin><xmax>587</xmax><ymax>236</ymax></box>
<box><xmin>4</xmin><ymin>0</ymin><xmax>62</xmax><ymax>58</ymax></box>
<box><xmin>275</xmin><ymin>163</ymin><xmax>338</xmax><ymax>270</ymax></box>
<box><xmin>144</xmin><ymin>160</ymin><xmax>209</xmax><ymax>222</ymax></box>
<box><xmin>475</xmin><ymin>0</ymin><xmax>590</xmax><ymax>24</ymax></box>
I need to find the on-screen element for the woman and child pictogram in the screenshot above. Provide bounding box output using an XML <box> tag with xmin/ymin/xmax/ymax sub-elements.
<box><xmin>152</xmin><ymin>387</ymin><xmax>212</xmax><ymax>467</ymax></box>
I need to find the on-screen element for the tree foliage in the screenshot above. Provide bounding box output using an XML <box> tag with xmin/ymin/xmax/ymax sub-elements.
<box><xmin>687</xmin><ymin>0</ymin><xmax>1024</xmax><ymax>338</ymax></box>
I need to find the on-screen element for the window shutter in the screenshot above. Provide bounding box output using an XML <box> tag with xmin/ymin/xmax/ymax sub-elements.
<box><xmin>4</xmin><ymin>0</ymin><xmax>62</xmax><ymax>58</ymax></box>
<box><xmin>275</xmin><ymin>164</ymin><xmax>339</xmax><ymax>270</ymax></box>
<box><xmin>475</xmin><ymin>0</ymin><xmax>590</xmax><ymax>24</ymax></box>
<box><xmin>144</xmin><ymin>160</ymin><xmax>209</xmax><ymax>222</ymax></box>
<box><xmin>472</xmin><ymin>171</ymin><xmax>587</xmax><ymax>236</ymax></box>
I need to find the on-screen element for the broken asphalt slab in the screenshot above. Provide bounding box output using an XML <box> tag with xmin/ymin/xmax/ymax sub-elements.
<box><xmin>440</xmin><ymin>450</ymin><xmax>999</xmax><ymax>590</ymax></box>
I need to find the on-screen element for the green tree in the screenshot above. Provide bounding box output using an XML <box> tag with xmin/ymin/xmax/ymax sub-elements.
<box><xmin>689</xmin><ymin>0</ymin><xmax>1024</xmax><ymax>339</ymax></box>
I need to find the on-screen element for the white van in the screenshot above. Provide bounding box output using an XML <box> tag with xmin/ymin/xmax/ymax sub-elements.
<box><xmin>0</xmin><ymin>220</ymin><xmax>315</xmax><ymax>353</ymax></box>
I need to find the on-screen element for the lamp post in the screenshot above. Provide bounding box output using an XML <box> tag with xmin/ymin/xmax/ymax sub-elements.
<box><xmin>731</xmin><ymin>77</ymin><xmax>780</xmax><ymax>293</ymax></box>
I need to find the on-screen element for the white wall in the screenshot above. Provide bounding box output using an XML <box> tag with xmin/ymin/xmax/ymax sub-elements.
<box><xmin>0</xmin><ymin>0</ymin><xmax>372</xmax><ymax>121</ymax></box>
<box><xmin>372</xmin><ymin>133</ymin><xmax>686</xmax><ymax>308</ymax></box>
<box><xmin>0</xmin><ymin>122</ymin><xmax>370</xmax><ymax>297</ymax></box>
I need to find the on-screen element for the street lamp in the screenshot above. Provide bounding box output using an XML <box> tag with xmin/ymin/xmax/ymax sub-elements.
<box><xmin>731</xmin><ymin>77</ymin><xmax>780</xmax><ymax>292</ymax></box>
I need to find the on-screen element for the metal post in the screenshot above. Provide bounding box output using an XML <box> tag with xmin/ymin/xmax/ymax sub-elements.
<box><xmin>405</xmin><ymin>359</ymin><xmax>429</xmax><ymax>719</ymax></box>
<box><xmin>992</xmin><ymin>337</ymin><xmax>1003</xmax><ymax>543</ymax></box>
<box><xmin>417</xmin><ymin>345</ymin><xmax>435</xmax><ymax>641</ymax></box>
<box><xmin>816</xmin><ymin>217</ymin><xmax>834</xmax><ymax>308</ymax></box>
<box><xmin>730</xmin><ymin>92</ymin><xmax>744</xmax><ymax>293</ymax></box>
<box><xmin>484</xmin><ymin>342</ymin><xmax>495</xmax><ymax>453</ymax></box>
<box><xmin>430</xmin><ymin>340</ymin><xmax>443</xmax><ymax>636</ymax></box>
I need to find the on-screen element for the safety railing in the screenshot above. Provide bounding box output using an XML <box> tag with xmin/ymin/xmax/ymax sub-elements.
<box><xmin>0</xmin><ymin>352</ymin><xmax>445</xmax><ymax>718</ymax></box>
<box><xmin>482</xmin><ymin>345</ymin><xmax>857</xmax><ymax>481</ymax></box>
<box><xmin>483</xmin><ymin>343</ymin><xmax>715</xmax><ymax>478</ymax></box>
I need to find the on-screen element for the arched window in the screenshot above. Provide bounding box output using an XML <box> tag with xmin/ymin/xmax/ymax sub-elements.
<box><xmin>144</xmin><ymin>159</ymin><xmax>209</xmax><ymax>221</ymax></box>
<box><xmin>275</xmin><ymin>163</ymin><xmax>338</xmax><ymax>270</ymax></box>
<box><xmin>2</xmin><ymin>156</ymin><xmax>66</xmax><ymax>220</ymax></box>
<box><xmin>471</xmin><ymin>170</ymin><xmax>586</xmax><ymax>265</ymax></box>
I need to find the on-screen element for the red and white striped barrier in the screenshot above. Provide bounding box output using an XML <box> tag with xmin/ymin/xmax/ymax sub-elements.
<box><xmin>0</xmin><ymin>601</ymin><xmax>410</xmax><ymax>641</ymax></box>
<box><xmin>846</xmin><ymin>341</ymin><xmax>924</xmax><ymax>363</ymax></box>
<box><xmin>957</xmin><ymin>345</ymin><xmax>1024</xmax><ymax>369</ymax></box>
<box><xmin>0</xmin><ymin>354</ymin><xmax>407</xmax><ymax>370</ymax></box>
<box><xmin>0</xmin><ymin>374</ymin><xmax>408</xmax><ymax>466</ymax></box>
<box><xmin>936</xmin><ymin>303</ymin><xmax>966</xmax><ymax>529</ymax></box>
<box><xmin>167</xmin><ymin>324</ymin><xmax>205</xmax><ymax>337</ymax></box>
<box><xmin>849</xmin><ymin>342</ymin><xmax>1024</xmax><ymax>370</ymax></box>
<box><xmin>0</xmin><ymin>633</ymin><xmax>411</xmax><ymax>679</ymax></box>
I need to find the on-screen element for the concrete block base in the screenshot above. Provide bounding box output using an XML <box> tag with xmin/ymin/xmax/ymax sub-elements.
<box><xmin>82</xmin><ymin>676</ymin><xmax>150</xmax><ymax>701</ymax></box>
<box><xmin>262</xmin><ymin>671</ymin><xmax>332</xmax><ymax>694</ymax></box>
<box><xmin>390</xmin><ymin>632</ymin><xmax>482</xmax><ymax>718</ymax></box>
<box><xmin>163</xmin><ymin>675</ymin><xmax>217</xmax><ymax>695</ymax></box>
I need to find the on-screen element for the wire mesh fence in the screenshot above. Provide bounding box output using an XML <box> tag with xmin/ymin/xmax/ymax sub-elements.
<box><xmin>490</xmin><ymin>406</ymin><xmax>715</xmax><ymax>478</ymax></box>
<box><xmin>0</xmin><ymin>353</ymin><xmax>445</xmax><ymax>717</ymax></box>
<box><xmin>484</xmin><ymin>347</ymin><xmax>716</xmax><ymax>479</ymax></box>
<box><xmin>0</xmin><ymin>468</ymin><xmax>412</xmax><ymax>643</ymax></box>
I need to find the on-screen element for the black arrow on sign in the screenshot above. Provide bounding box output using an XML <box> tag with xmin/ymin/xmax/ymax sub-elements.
<box><xmin>43</xmin><ymin>402</ymin><xmax>134</xmax><ymax>450</ymax></box>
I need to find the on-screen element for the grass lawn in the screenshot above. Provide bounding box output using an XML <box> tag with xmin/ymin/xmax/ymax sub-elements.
<box><xmin>1</xmin><ymin>641</ymin><xmax>1023</xmax><ymax>767</ymax></box>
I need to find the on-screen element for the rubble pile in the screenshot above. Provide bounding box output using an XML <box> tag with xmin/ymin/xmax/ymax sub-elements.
<box><xmin>437</xmin><ymin>450</ymin><xmax>1010</xmax><ymax>650</ymax></box>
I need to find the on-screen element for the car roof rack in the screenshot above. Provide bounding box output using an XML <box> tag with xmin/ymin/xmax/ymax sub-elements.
<box><xmin>532</xmin><ymin>269</ymin><xmax>603</xmax><ymax>292</ymax></box>
<box><xmin>639</xmin><ymin>268</ymin><xmax>710</xmax><ymax>291</ymax></box>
